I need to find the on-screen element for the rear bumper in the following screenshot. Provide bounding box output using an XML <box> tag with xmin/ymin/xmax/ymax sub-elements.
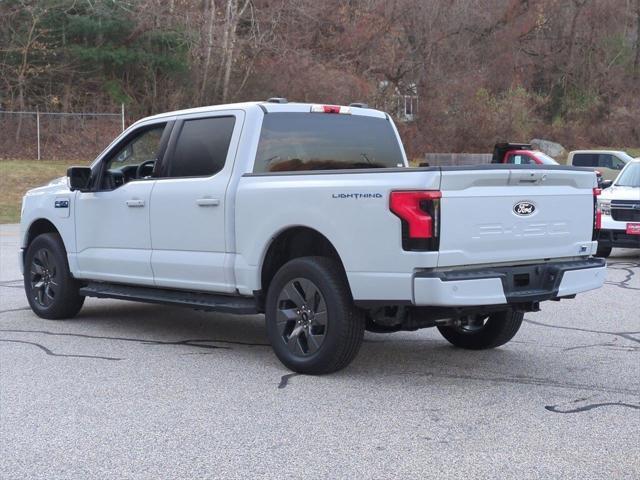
<box><xmin>598</xmin><ymin>229</ymin><xmax>640</xmax><ymax>249</ymax></box>
<box><xmin>413</xmin><ymin>258</ymin><xmax>606</xmax><ymax>307</ymax></box>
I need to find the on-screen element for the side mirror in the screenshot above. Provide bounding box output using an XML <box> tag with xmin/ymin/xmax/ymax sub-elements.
<box><xmin>601</xmin><ymin>179</ymin><xmax>613</xmax><ymax>189</ymax></box>
<box><xmin>67</xmin><ymin>166</ymin><xmax>92</xmax><ymax>191</ymax></box>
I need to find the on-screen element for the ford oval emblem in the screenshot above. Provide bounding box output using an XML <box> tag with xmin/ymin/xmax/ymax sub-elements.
<box><xmin>514</xmin><ymin>201</ymin><xmax>536</xmax><ymax>216</ymax></box>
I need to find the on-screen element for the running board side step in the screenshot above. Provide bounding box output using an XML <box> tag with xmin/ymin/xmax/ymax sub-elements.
<box><xmin>79</xmin><ymin>282</ymin><xmax>259</xmax><ymax>314</ymax></box>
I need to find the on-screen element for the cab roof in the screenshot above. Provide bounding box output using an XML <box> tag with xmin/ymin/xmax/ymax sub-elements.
<box><xmin>136</xmin><ymin>101</ymin><xmax>387</xmax><ymax>126</ymax></box>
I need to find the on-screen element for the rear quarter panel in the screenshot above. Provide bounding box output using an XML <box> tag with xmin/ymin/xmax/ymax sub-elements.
<box><xmin>234</xmin><ymin>170</ymin><xmax>440</xmax><ymax>300</ymax></box>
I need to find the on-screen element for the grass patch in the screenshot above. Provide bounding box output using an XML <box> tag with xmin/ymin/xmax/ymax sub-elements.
<box><xmin>623</xmin><ymin>148</ymin><xmax>640</xmax><ymax>158</ymax></box>
<box><xmin>0</xmin><ymin>160</ymin><xmax>82</xmax><ymax>223</ymax></box>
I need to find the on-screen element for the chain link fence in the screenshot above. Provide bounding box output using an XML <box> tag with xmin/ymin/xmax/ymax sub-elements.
<box><xmin>0</xmin><ymin>106</ymin><xmax>125</xmax><ymax>161</ymax></box>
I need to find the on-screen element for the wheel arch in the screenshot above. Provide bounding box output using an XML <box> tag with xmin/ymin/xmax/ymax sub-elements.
<box><xmin>258</xmin><ymin>226</ymin><xmax>350</xmax><ymax>308</ymax></box>
<box><xmin>22</xmin><ymin>218</ymin><xmax>63</xmax><ymax>267</ymax></box>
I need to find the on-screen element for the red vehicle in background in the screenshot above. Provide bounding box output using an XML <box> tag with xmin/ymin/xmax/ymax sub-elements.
<box><xmin>491</xmin><ymin>143</ymin><xmax>603</xmax><ymax>185</ymax></box>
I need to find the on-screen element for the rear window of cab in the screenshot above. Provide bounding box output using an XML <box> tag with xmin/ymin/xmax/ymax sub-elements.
<box><xmin>253</xmin><ymin>113</ymin><xmax>405</xmax><ymax>173</ymax></box>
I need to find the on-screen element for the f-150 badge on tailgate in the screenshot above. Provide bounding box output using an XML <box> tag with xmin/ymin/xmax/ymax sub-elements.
<box><xmin>514</xmin><ymin>201</ymin><xmax>535</xmax><ymax>216</ymax></box>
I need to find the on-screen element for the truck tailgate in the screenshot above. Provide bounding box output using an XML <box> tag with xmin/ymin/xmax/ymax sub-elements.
<box><xmin>437</xmin><ymin>168</ymin><xmax>597</xmax><ymax>267</ymax></box>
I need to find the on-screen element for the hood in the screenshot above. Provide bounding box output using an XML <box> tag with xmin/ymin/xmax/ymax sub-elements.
<box><xmin>48</xmin><ymin>176</ymin><xmax>67</xmax><ymax>186</ymax></box>
<box><xmin>25</xmin><ymin>176</ymin><xmax>70</xmax><ymax>197</ymax></box>
<box><xmin>600</xmin><ymin>185</ymin><xmax>640</xmax><ymax>201</ymax></box>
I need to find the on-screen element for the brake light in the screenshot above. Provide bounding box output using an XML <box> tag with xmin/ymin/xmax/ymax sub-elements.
<box><xmin>592</xmin><ymin>187</ymin><xmax>601</xmax><ymax>240</ymax></box>
<box><xmin>390</xmin><ymin>191</ymin><xmax>441</xmax><ymax>251</ymax></box>
<box><xmin>310</xmin><ymin>105</ymin><xmax>351</xmax><ymax>114</ymax></box>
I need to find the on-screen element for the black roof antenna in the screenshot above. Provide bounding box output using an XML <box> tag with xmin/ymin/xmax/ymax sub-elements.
<box><xmin>266</xmin><ymin>97</ymin><xmax>288</xmax><ymax>103</ymax></box>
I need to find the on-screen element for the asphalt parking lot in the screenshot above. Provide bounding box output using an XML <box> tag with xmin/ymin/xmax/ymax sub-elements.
<box><xmin>1</xmin><ymin>223</ymin><xmax>639</xmax><ymax>479</ymax></box>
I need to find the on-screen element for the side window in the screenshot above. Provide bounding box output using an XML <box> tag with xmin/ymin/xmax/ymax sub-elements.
<box><xmin>573</xmin><ymin>154</ymin><xmax>597</xmax><ymax>167</ymax></box>
<box><xmin>101</xmin><ymin>123</ymin><xmax>167</xmax><ymax>189</ymax></box>
<box><xmin>107</xmin><ymin>125</ymin><xmax>166</xmax><ymax>171</ymax></box>
<box><xmin>168</xmin><ymin>116</ymin><xmax>235</xmax><ymax>178</ymax></box>
<box><xmin>610</xmin><ymin>155</ymin><xmax>626</xmax><ymax>170</ymax></box>
<box><xmin>597</xmin><ymin>154</ymin><xmax>613</xmax><ymax>169</ymax></box>
<box><xmin>509</xmin><ymin>154</ymin><xmax>532</xmax><ymax>165</ymax></box>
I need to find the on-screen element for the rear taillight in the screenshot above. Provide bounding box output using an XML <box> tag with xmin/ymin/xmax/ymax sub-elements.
<box><xmin>390</xmin><ymin>191</ymin><xmax>441</xmax><ymax>251</ymax></box>
<box><xmin>593</xmin><ymin>187</ymin><xmax>601</xmax><ymax>240</ymax></box>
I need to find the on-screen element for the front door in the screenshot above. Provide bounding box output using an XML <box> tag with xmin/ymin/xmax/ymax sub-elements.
<box><xmin>150</xmin><ymin>111</ymin><xmax>244</xmax><ymax>293</ymax></box>
<box><xmin>75</xmin><ymin>122</ymin><xmax>171</xmax><ymax>285</ymax></box>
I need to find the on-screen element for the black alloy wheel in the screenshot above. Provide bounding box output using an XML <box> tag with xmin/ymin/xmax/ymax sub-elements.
<box><xmin>265</xmin><ymin>256</ymin><xmax>365</xmax><ymax>374</ymax></box>
<box><xmin>24</xmin><ymin>233</ymin><xmax>84</xmax><ymax>319</ymax></box>
<box><xmin>276</xmin><ymin>277</ymin><xmax>328</xmax><ymax>356</ymax></box>
<box><xmin>29</xmin><ymin>247</ymin><xmax>59</xmax><ymax>308</ymax></box>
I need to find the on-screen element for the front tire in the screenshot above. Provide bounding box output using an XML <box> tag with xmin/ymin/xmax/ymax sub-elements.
<box><xmin>265</xmin><ymin>256</ymin><xmax>364</xmax><ymax>374</ymax></box>
<box><xmin>437</xmin><ymin>310</ymin><xmax>523</xmax><ymax>350</ymax></box>
<box><xmin>24</xmin><ymin>233</ymin><xmax>84</xmax><ymax>319</ymax></box>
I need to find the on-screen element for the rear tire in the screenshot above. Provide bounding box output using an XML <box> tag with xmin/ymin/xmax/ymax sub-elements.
<box><xmin>265</xmin><ymin>256</ymin><xmax>364</xmax><ymax>374</ymax></box>
<box><xmin>437</xmin><ymin>310</ymin><xmax>523</xmax><ymax>350</ymax></box>
<box><xmin>595</xmin><ymin>245</ymin><xmax>612</xmax><ymax>258</ymax></box>
<box><xmin>24</xmin><ymin>233</ymin><xmax>84</xmax><ymax>320</ymax></box>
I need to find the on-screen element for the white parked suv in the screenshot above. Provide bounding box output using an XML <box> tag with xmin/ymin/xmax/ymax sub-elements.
<box><xmin>20</xmin><ymin>100</ymin><xmax>607</xmax><ymax>373</ymax></box>
<box><xmin>596</xmin><ymin>159</ymin><xmax>640</xmax><ymax>257</ymax></box>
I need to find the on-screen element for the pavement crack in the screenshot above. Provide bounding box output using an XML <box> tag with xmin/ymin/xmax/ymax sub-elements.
<box><xmin>0</xmin><ymin>307</ymin><xmax>32</xmax><ymax>314</ymax></box>
<box><xmin>0</xmin><ymin>328</ymin><xmax>269</xmax><ymax>351</ymax></box>
<box><xmin>545</xmin><ymin>401</ymin><xmax>640</xmax><ymax>414</ymax></box>
<box><xmin>563</xmin><ymin>342</ymin><xmax>640</xmax><ymax>352</ymax></box>
<box><xmin>605</xmin><ymin>261</ymin><xmax>640</xmax><ymax>291</ymax></box>
<box><xmin>399</xmin><ymin>370</ymin><xmax>639</xmax><ymax>396</ymax></box>
<box><xmin>278</xmin><ymin>373</ymin><xmax>299</xmax><ymax>389</ymax></box>
<box><xmin>524</xmin><ymin>318</ymin><xmax>640</xmax><ymax>344</ymax></box>
<box><xmin>0</xmin><ymin>338</ymin><xmax>121</xmax><ymax>361</ymax></box>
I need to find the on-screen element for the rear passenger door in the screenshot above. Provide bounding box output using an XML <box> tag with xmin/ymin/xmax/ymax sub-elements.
<box><xmin>150</xmin><ymin>111</ymin><xmax>244</xmax><ymax>293</ymax></box>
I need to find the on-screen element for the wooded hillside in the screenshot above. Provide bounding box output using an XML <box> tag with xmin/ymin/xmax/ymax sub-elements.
<box><xmin>2</xmin><ymin>0</ymin><xmax>639</xmax><ymax>158</ymax></box>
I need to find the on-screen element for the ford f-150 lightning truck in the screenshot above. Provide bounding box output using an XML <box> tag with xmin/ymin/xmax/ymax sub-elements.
<box><xmin>20</xmin><ymin>100</ymin><xmax>607</xmax><ymax>374</ymax></box>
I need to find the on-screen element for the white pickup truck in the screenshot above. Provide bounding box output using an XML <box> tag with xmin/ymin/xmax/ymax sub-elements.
<box><xmin>20</xmin><ymin>100</ymin><xmax>606</xmax><ymax>373</ymax></box>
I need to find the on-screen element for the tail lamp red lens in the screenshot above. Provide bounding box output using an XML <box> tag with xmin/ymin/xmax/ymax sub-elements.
<box><xmin>592</xmin><ymin>187</ymin><xmax>601</xmax><ymax>239</ymax></box>
<box><xmin>390</xmin><ymin>191</ymin><xmax>442</xmax><ymax>247</ymax></box>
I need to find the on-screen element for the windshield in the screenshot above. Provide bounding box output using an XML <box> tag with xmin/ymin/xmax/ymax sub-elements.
<box><xmin>534</xmin><ymin>152</ymin><xmax>559</xmax><ymax>165</ymax></box>
<box><xmin>615</xmin><ymin>162</ymin><xmax>640</xmax><ymax>187</ymax></box>
<box><xmin>617</xmin><ymin>152</ymin><xmax>635</xmax><ymax>163</ymax></box>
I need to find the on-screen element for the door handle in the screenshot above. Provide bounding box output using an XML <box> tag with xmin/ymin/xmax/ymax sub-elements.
<box><xmin>125</xmin><ymin>199</ymin><xmax>145</xmax><ymax>208</ymax></box>
<box><xmin>196</xmin><ymin>198</ymin><xmax>220</xmax><ymax>207</ymax></box>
